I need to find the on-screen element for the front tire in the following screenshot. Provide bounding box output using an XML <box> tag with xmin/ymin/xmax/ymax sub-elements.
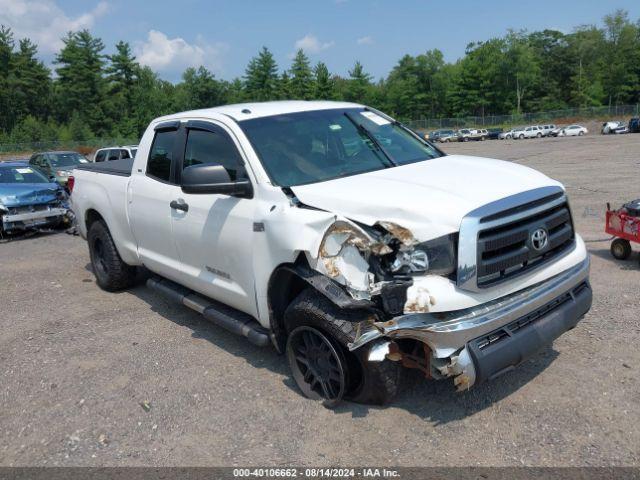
<box><xmin>284</xmin><ymin>289</ymin><xmax>401</xmax><ymax>406</ymax></box>
<box><xmin>519</xmin><ymin>134</ymin><xmax>525</xmax><ymax>139</ymax></box>
<box><xmin>87</xmin><ymin>220</ymin><xmax>137</xmax><ymax>291</ymax></box>
<box><xmin>611</xmin><ymin>238</ymin><xmax>632</xmax><ymax>260</ymax></box>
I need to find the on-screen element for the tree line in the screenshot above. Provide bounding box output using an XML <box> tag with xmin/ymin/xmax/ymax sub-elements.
<box><xmin>0</xmin><ymin>9</ymin><xmax>639</xmax><ymax>144</ymax></box>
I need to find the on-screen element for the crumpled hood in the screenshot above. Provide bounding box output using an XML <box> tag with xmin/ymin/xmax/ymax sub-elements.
<box><xmin>291</xmin><ymin>155</ymin><xmax>562</xmax><ymax>240</ymax></box>
<box><xmin>0</xmin><ymin>183</ymin><xmax>62</xmax><ymax>207</ymax></box>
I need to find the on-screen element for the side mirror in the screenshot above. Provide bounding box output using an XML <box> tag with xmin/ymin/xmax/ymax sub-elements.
<box><xmin>181</xmin><ymin>163</ymin><xmax>253</xmax><ymax>198</ymax></box>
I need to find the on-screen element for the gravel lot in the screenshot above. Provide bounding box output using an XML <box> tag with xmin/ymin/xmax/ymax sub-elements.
<box><xmin>1</xmin><ymin>134</ymin><xmax>639</xmax><ymax>467</ymax></box>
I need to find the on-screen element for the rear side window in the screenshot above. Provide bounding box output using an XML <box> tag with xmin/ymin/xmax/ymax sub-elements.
<box><xmin>183</xmin><ymin>129</ymin><xmax>245</xmax><ymax>181</ymax></box>
<box><xmin>120</xmin><ymin>149</ymin><xmax>130</xmax><ymax>159</ymax></box>
<box><xmin>147</xmin><ymin>130</ymin><xmax>177</xmax><ymax>182</ymax></box>
<box><xmin>95</xmin><ymin>150</ymin><xmax>106</xmax><ymax>162</ymax></box>
<box><xmin>108</xmin><ymin>150</ymin><xmax>120</xmax><ymax>161</ymax></box>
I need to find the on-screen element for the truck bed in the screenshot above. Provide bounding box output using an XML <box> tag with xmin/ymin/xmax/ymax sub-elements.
<box><xmin>75</xmin><ymin>158</ymin><xmax>133</xmax><ymax>177</ymax></box>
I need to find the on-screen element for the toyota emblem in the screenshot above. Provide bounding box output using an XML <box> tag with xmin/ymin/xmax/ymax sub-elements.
<box><xmin>531</xmin><ymin>228</ymin><xmax>549</xmax><ymax>251</ymax></box>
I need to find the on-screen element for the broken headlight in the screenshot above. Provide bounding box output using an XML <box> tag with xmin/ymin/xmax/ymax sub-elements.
<box><xmin>389</xmin><ymin>233</ymin><xmax>457</xmax><ymax>277</ymax></box>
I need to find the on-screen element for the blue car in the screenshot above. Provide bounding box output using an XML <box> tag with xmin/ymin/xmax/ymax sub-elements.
<box><xmin>0</xmin><ymin>161</ymin><xmax>70</xmax><ymax>234</ymax></box>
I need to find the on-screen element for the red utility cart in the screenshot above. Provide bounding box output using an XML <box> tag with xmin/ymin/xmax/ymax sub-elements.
<box><xmin>606</xmin><ymin>203</ymin><xmax>640</xmax><ymax>261</ymax></box>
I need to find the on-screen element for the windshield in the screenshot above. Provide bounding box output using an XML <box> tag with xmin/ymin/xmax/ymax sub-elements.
<box><xmin>49</xmin><ymin>153</ymin><xmax>87</xmax><ymax>168</ymax></box>
<box><xmin>0</xmin><ymin>166</ymin><xmax>50</xmax><ymax>184</ymax></box>
<box><xmin>239</xmin><ymin>108</ymin><xmax>442</xmax><ymax>187</ymax></box>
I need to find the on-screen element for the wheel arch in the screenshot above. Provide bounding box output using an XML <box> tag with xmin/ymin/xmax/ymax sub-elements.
<box><xmin>267</xmin><ymin>255</ymin><xmax>374</xmax><ymax>353</ymax></box>
<box><xmin>85</xmin><ymin>208</ymin><xmax>105</xmax><ymax>232</ymax></box>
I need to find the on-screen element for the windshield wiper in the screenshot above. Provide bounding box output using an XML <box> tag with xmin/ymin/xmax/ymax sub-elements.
<box><xmin>343</xmin><ymin>112</ymin><xmax>396</xmax><ymax>167</ymax></box>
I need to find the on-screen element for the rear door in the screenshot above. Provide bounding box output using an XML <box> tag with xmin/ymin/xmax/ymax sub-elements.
<box><xmin>128</xmin><ymin>122</ymin><xmax>184</xmax><ymax>279</ymax></box>
<box><xmin>170</xmin><ymin>120</ymin><xmax>258</xmax><ymax>316</ymax></box>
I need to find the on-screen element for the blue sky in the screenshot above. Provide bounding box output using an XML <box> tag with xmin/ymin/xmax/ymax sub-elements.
<box><xmin>2</xmin><ymin>0</ymin><xmax>639</xmax><ymax>82</ymax></box>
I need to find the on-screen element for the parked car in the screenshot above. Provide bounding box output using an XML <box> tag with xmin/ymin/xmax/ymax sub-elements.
<box><xmin>558</xmin><ymin>125</ymin><xmax>588</xmax><ymax>137</ymax></box>
<box><xmin>499</xmin><ymin>128</ymin><xmax>516</xmax><ymax>140</ymax></box>
<box><xmin>539</xmin><ymin>124</ymin><xmax>557</xmax><ymax>137</ymax></box>
<box><xmin>628</xmin><ymin>118</ymin><xmax>640</xmax><ymax>133</ymax></box>
<box><xmin>71</xmin><ymin>101</ymin><xmax>591</xmax><ymax>407</ymax></box>
<box><xmin>0</xmin><ymin>161</ymin><xmax>69</xmax><ymax>234</ymax></box>
<box><xmin>456</xmin><ymin>128</ymin><xmax>473</xmax><ymax>141</ymax></box>
<box><xmin>28</xmin><ymin>151</ymin><xmax>89</xmax><ymax>188</ymax></box>
<box><xmin>437</xmin><ymin>130</ymin><xmax>458</xmax><ymax>142</ymax></box>
<box><xmin>549</xmin><ymin>126</ymin><xmax>563</xmax><ymax>137</ymax></box>
<box><xmin>601</xmin><ymin>121</ymin><xmax>627</xmax><ymax>135</ymax></box>
<box><xmin>94</xmin><ymin>145</ymin><xmax>138</xmax><ymax>162</ymax></box>
<box><xmin>513</xmin><ymin>125</ymin><xmax>543</xmax><ymax>139</ymax></box>
<box><xmin>486</xmin><ymin>128</ymin><xmax>503</xmax><ymax>140</ymax></box>
<box><xmin>469</xmin><ymin>129</ymin><xmax>489</xmax><ymax>141</ymax></box>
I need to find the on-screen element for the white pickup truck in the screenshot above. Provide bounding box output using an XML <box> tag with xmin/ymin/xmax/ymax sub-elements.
<box><xmin>71</xmin><ymin>101</ymin><xmax>591</xmax><ymax>406</ymax></box>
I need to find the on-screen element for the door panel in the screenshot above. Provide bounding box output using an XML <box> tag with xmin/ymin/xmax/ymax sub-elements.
<box><xmin>128</xmin><ymin>128</ymin><xmax>184</xmax><ymax>279</ymax></box>
<box><xmin>170</xmin><ymin>123</ymin><xmax>257</xmax><ymax>316</ymax></box>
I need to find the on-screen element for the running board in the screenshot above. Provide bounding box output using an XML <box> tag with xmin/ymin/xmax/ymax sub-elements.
<box><xmin>146</xmin><ymin>276</ymin><xmax>271</xmax><ymax>347</ymax></box>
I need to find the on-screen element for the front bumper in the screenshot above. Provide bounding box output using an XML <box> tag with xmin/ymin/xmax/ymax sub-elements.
<box><xmin>349</xmin><ymin>256</ymin><xmax>591</xmax><ymax>389</ymax></box>
<box><xmin>1</xmin><ymin>207</ymin><xmax>68</xmax><ymax>231</ymax></box>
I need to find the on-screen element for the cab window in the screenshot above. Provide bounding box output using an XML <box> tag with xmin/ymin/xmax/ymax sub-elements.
<box><xmin>183</xmin><ymin>128</ymin><xmax>245</xmax><ymax>181</ymax></box>
<box><xmin>95</xmin><ymin>150</ymin><xmax>106</xmax><ymax>162</ymax></box>
<box><xmin>147</xmin><ymin>130</ymin><xmax>177</xmax><ymax>182</ymax></box>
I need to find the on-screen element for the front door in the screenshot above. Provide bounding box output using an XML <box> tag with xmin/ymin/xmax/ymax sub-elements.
<box><xmin>170</xmin><ymin>121</ymin><xmax>257</xmax><ymax>317</ymax></box>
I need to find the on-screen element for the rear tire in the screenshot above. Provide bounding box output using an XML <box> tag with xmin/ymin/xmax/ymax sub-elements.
<box><xmin>611</xmin><ymin>238</ymin><xmax>632</xmax><ymax>260</ymax></box>
<box><xmin>284</xmin><ymin>289</ymin><xmax>401</xmax><ymax>406</ymax></box>
<box><xmin>519</xmin><ymin>134</ymin><xmax>525</xmax><ymax>139</ymax></box>
<box><xmin>87</xmin><ymin>220</ymin><xmax>137</xmax><ymax>291</ymax></box>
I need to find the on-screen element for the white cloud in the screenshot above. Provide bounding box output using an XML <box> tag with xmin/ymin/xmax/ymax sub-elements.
<box><xmin>0</xmin><ymin>0</ymin><xmax>109</xmax><ymax>53</ymax></box>
<box><xmin>293</xmin><ymin>34</ymin><xmax>335</xmax><ymax>54</ymax></box>
<box><xmin>357</xmin><ymin>36</ymin><xmax>374</xmax><ymax>45</ymax></box>
<box><xmin>135</xmin><ymin>30</ymin><xmax>228</xmax><ymax>75</ymax></box>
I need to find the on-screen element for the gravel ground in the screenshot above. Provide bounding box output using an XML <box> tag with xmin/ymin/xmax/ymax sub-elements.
<box><xmin>0</xmin><ymin>134</ymin><xmax>639</xmax><ymax>467</ymax></box>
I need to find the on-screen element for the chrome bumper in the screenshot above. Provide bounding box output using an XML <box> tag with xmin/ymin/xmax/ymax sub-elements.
<box><xmin>350</xmin><ymin>257</ymin><xmax>590</xmax><ymax>355</ymax></box>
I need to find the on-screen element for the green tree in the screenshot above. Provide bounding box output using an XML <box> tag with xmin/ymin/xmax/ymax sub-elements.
<box><xmin>9</xmin><ymin>39</ymin><xmax>51</xmax><ymax>123</ymax></box>
<box><xmin>244</xmin><ymin>46</ymin><xmax>279</xmax><ymax>101</ymax></box>
<box><xmin>289</xmin><ymin>49</ymin><xmax>313</xmax><ymax>99</ymax></box>
<box><xmin>0</xmin><ymin>26</ymin><xmax>15</xmax><ymax>132</ymax></box>
<box><xmin>602</xmin><ymin>10</ymin><xmax>639</xmax><ymax>105</ymax></box>
<box><xmin>54</xmin><ymin>30</ymin><xmax>107</xmax><ymax>134</ymax></box>
<box><xmin>344</xmin><ymin>61</ymin><xmax>372</xmax><ymax>103</ymax></box>
<box><xmin>178</xmin><ymin>66</ymin><xmax>226</xmax><ymax>110</ymax></box>
<box><xmin>313</xmin><ymin>62</ymin><xmax>334</xmax><ymax>99</ymax></box>
<box><xmin>278</xmin><ymin>71</ymin><xmax>292</xmax><ymax>99</ymax></box>
<box><xmin>504</xmin><ymin>32</ymin><xmax>541</xmax><ymax>113</ymax></box>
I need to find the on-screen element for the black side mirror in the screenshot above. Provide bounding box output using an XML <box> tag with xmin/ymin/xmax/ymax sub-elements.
<box><xmin>181</xmin><ymin>163</ymin><xmax>253</xmax><ymax>198</ymax></box>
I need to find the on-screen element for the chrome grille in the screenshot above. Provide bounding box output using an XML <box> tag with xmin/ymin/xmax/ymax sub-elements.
<box><xmin>457</xmin><ymin>186</ymin><xmax>575</xmax><ymax>292</ymax></box>
<box><xmin>477</xmin><ymin>203</ymin><xmax>574</xmax><ymax>286</ymax></box>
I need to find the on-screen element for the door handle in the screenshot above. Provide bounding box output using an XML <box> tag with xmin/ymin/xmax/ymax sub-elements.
<box><xmin>170</xmin><ymin>200</ymin><xmax>189</xmax><ymax>212</ymax></box>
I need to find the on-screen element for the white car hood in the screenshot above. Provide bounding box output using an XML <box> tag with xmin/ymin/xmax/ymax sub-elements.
<box><xmin>290</xmin><ymin>154</ymin><xmax>562</xmax><ymax>241</ymax></box>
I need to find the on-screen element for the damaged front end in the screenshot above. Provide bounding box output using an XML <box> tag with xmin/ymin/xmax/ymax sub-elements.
<box><xmin>307</xmin><ymin>217</ymin><xmax>473</xmax><ymax>387</ymax></box>
<box><xmin>307</xmin><ymin>216</ymin><xmax>591</xmax><ymax>392</ymax></box>
<box><xmin>312</xmin><ymin>219</ymin><xmax>456</xmax><ymax>314</ymax></box>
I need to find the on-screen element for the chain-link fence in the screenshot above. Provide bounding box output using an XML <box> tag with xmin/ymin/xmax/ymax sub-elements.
<box><xmin>0</xmin><ymin>138</ymin><xmax>139</xmax><ymax>156</ymax></box>
<box><xmin>405</xmin><ymin>104</ymin><xmax>640</xmax><ymax>131</ymax></box>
